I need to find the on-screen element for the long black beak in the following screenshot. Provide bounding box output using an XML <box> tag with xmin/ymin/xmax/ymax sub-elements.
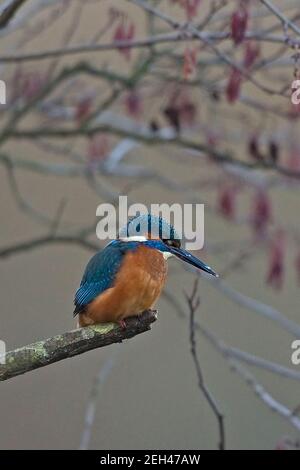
<box><xmin>170</xmin><ymin>246</ymin><xmax>218</xmax><ymax>277</ymax></box>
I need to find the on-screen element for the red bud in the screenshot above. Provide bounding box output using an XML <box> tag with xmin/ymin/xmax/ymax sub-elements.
<box><xmin>243</xmin><ymin>41</ymin><xmax>260</xmax><ymax>68</ymax></box>
<box><xmin>226</xmin><ymin>68</ymin><xmax>242</xmax><ymax>103</ymax></box>
<box><xmin>266</xmin><ymin>231</ymin><xmax>285</xmax><ymax>290</ymax></box>
<box><xmin>251</xmin><ymin>190</ymin><xmax>272</xmax><ymax>238</ymax></box>
<box><xmin>217</xmin><ymin>185</ymin><xmax>237</xmax><ymax>220</ymax></box>
<box><xmin>231</xmin><ymin>4</ymin><xmax>249</xmax><ymax>45</ymax></box>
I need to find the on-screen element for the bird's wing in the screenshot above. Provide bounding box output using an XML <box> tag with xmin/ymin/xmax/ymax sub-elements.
<box><xmin>73</xmin><ymin>241</ymin><xmax>136</xmax><ymax>316</ymax></box>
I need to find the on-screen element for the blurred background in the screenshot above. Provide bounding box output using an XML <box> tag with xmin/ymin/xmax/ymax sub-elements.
<box><xmin>0</xmin><ymin>0</ymin><xmax>300</xmax><ymax>450</ymax></box>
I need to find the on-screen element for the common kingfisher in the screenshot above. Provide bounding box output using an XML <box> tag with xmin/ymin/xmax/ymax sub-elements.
<box><xmin>74</xmin><ymin>214</ymin><xmax>218</xmax><ymax>327</ymax></box>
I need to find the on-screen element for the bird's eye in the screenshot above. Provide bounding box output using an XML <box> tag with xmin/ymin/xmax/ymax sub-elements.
<box><xmin>163</xmin><ymin>239</ymin><xmax>181</xmax><ymax>248</ymax></box>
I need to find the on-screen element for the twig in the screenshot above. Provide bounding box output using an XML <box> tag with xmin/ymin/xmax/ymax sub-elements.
<box><xmin>199</xmin><ymin>321</ymin><xmax>300</xmax><ymax>432</ymax></box>
<box><xmin>0</xmin><ymin>234</ymin><xmax>98</xmax><ymax>258</ymax></box>
<box><xmin>165</xmin><ymin>288</ymin><xmax>300</xmax><ymax>433</ymax></box>
<box><xmin>8</xmin><ymin>124</ymin><xmax>300</xmax><ymax>180</ymax></box>
<box><xmin>259</xmin><ymin>0</ymin><xmax>300</xmax><ymax>36</ymax></box>
<box><xmin>165</xmin><ymin>287</ymin><xmax>300</xmax><ymax>382</ymax></box>
<box><xmin>210</xmin><ymin>278</ymin><xmax>300</xmax><ymax>338</ymax></box>
<box><xmin>185</xmin><ymin>279</ymin><xmax>225</xmax><ymax>451</ymax></box>
<box><xmin>79</xmin><ymin>349</ymin><xmax>119</xmax><ymax>450</ymax></box>
<box><xmin>0</xmin><ymin>0</ymin><xmax>27</xmax><ymax>29</ymax></box>
<box><xmin>0</xmin><ymin>30</ymin><xmax>299</xmax><ymax>63</ymax></box>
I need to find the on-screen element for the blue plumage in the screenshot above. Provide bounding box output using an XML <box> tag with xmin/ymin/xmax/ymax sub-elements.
<box><xmin>73</xmin><ymin>240</ymin><xmax>160</xmax><ymax>316</ymax></box>
<box><xmin>118</xmin><ymin>213</ymin><xmax>180</xmax><ymax>239</ymax></box>
<box><xmin>74</xmin><ymin>214</ymin><xmax>218</xmax><ymax>326</ymax></box>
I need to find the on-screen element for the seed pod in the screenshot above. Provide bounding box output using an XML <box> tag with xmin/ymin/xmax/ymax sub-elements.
<box><xmin>247</xmin><ymin>134</ymin><xmax>263</xmax><ymax>160</ymax></box>
<box><xmin>231</xmin><ymin>4</ymin><xmax>249</xmax><ymax>45</ymax></box>
<box><xmin>217</xmin><ymin>185</ymin><xmax>237</xmax><ymax>220</ymax></box>
<box><xmin>251</xmin><ymin>190</ymin><xmax>272</xmax><ymax>238</ymax></box>
<box><xmin>268</xmin><ymin>140</ymin><xmax>280</xmax><ymax>164</ymax></box>
<box><xmin>163</xmin><ymin>106</ymin><xmax>180</xmax><ymax>132</ymax></box>
<box><xmin>244</xmin><ymin>41</ymin><xmax>260</xmax><ymax>68</ymax></box>
<box><xmin>226</xmin><ymin>68</ymin><xmax>242</xmax><ymax>103</ymax></box>
<box><xmin>266</xmin><ymin>231</ymin><xmax>285</xmax><ymax>290</ymax></box>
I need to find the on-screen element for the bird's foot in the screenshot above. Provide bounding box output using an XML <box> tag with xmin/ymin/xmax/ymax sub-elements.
<box><xmin>148</xmin><ymin>308</ymin><xmax>158</xmax><ymax>314</ymax></box>
<box><xmin>118</xmin><ymin>319</ymin><xmax>127</xmax><ymax>330</ymax></box>
<box><xmin>148</xmin><ymin>308</ymin><xmax>158</xmax><ymax>319</ymax></box>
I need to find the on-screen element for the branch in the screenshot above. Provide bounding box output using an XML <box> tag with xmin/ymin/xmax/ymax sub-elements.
<box><xmin>79</xmin><ymin>350</ymin><xmax>119</xmax><ymax>450</ymax></box>
<box><xmin>0</xmin><ymin>30</ymin><xmax>298</xmax><ymax>63</ymax></box>
<box><xmin>8</xmin><ymin>115</ymin><xmax>300</xmax><ymax>179</ymax></box>
<box><xmin>166</xmin><ymin>286</ymin><xmax>300</xmax><ymax>433</ymax></box>
<box><xmin>210</xmin><ymin>278</ymin><xmax>300</xmax><ymax>338</ymax></box>
<box><xmin>259</xmin><ymin>0</ymin><xmax>300</xmax><ymax>36</ymax></box>
<box><xmin>185</xmin><ymin>280</ymin><xmax>225</xmax><ymax>451</ymax></box>
<box><xmin>209</xmin><ymin>331</ymin><xmax>300</xmax><ymax>433</ymax></box>
<box><xmin>0</xmin><ymin>0</ymin><xmax>27</xmax><ymax>29</ymax></box>
<box><xmin>0</xmin><ymin>310</ymin><xmax>157</xmax><ymax>382</ymax></box>
<box><xmin>0</xmin><ymin>234</ymin><xmax>98</xmax><ymax>258</ymax></box>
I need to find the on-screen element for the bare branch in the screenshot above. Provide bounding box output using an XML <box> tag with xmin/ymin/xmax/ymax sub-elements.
<box><xmin>198</xmin><ymin>325</ymin><xmax>300</xmax><ymax>430</ymax></box>
<box><xmin>210</xmin><ymin>278</ymin><xmax>300</xmax><ymax>338</ymax></box>
<box><xmin>259</xmin><ymin>0</ymin><xmax>300</xmax><ymax>36</ymax></box>
<box><xmin>185</xmin><ymin>280</ymin><xmax>225</xmax><ymax>451</ymax></box>
<box><xmin>8</xmin><ymin>124</ymin><xmax>300</xmax><ymax>180</ymax></box>
<box><xmin>79</xmin><ymin>350</ymin><xmax>119</xmax><ymax>450</ymax></box>
<box><xmin>0</xmin><ymin>0</ymin><xmax>27</xmax><ymax>29</ymax></box>
<box><xmin>0</xmin><ymin>234</ymin><xmax>98</xmax><ymax>258</ymax></box>
<box><xmin>0</xmin><ymin>310</ymin><xmax>157</xmax><ymax>382</ymax></box>
<box><xmin>0</xmin><ymin>30</ymin><xmax>299</xmax><ymax>63</ymax></box>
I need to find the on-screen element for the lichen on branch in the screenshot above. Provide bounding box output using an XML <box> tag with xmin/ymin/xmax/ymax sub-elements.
<box><xmin>0</xmin><ymin>310</ymin><xmax>157</xmax><ymax>382</ymax></box>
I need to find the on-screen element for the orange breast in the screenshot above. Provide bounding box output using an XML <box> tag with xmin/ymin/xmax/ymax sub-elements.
<box><xmin>79</xmin><ymin>245</ymin><xmax>167</xmax><ymax>326</ymax></box>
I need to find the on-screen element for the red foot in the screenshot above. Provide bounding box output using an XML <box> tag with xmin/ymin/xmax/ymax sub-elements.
<box><xmin>118</xmin><ymin>319</ymin><xmax>127</xmax><ymax>330</ymax></box>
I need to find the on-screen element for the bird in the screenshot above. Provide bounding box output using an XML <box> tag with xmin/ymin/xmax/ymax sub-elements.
<box><xmin>74</xmin><ymin>214</ymin><xmax>218</xmax><ymax>327</ymax></box>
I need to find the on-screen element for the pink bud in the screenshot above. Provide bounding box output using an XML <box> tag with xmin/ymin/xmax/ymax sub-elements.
<box><xmin>286</xmin><ymin>147</ymin><xmax>300</xmax><ymax>172</ymax></box>
<box><xmin>163</xmin><ymin>105</ymin><xmax>180</xmax><ymax>132</ymax></box>
<box><xmin>226</xmin><ymin>68</ymin><xmax>243</xmax><ymax>103</ymax></box>
<box><xmin>183</xmin><ymin>47</ymin><xmax>197</xmax><ymax>80</ymax></box>
<box><xmin>247</xmin><ymin>134</ymin><xmax>263</xmax><ymax>160</ymax></box>
<box><xmin>206</xmin><ymin>130</ymin><xmax>219</xmax><ymax>148</ymax></box>
<box><xmin>74</xmin><ymin>96</ymin><xmax>93</xmax><ymax>124</ymax></box>
<box><xmin>183</xmin><ymin>0</ymin><xmax>202</xmax><ymax>20</ymax></box>
<box><xmin>243</xmin><ymin>41</ymin><xmax>260</xmax><ymax>68</ymax></box>
<box><xmin>177</xmin><ymin>91</ymin><xmax>197</xmax><ymax>126</ymax></box>
<box><xmin>289</xmin><ymin>101</ymin><xmax>300</xmax><ymax>120</ymax></box>
<box><xmin>251</xmin><ymin>190</ymin><xmax>272</xmax><ymax>238</ymax></box>
<box><xmin>217</xmin><ymin>185</ymin><xmax>237</xmax><ymax>220</ymax></box>
<box><xmin>21</xmin><ymin>72</ymin><xmax>45</xmax><ymax>100</ymax></box>
<box><xmin>269</xmin><ymin>139</ymin><xmax>280</xmax><ymax>164</ymax></box>
<box><xmin>124</xmin><ymin>91</ymin><xmax>142</xmax><ymax>117</ymax></box>
<box><xmin>266</xmin><ymin>231</ymin><xmax>285</xmax><ymax>290</ymax></box>
<box><xmin>113</xmin><ymin>20</ymin><xmax>135</xmax><ymax>60</ymax></box>
<box><xmin>172</xmin><ymin>0</ymin><xmax>201</xmax><ymax>20</ymax></box>
<box><xmin>231</xmin><ymin>4</ymin><xmax>249</xmax><ymax>45</ymax></box>
<box><xmin>87</xmin><ymin>134</ymin><xmax>109</xmax><ymax>164</ymax></box>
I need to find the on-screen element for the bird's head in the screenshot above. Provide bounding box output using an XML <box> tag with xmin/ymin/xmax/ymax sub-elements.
<box><xmin>118</xmin><ymin>213</ymin><xmax>218</xmax><ymax>277</ymax></box>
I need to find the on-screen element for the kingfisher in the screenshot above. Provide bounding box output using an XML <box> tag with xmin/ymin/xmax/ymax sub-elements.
<box><xmin>74</xmin><ymin>214</ymin><xmax>218</xmax><ymax>327</ymax></box>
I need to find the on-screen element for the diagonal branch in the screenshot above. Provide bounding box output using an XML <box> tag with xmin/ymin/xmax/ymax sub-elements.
<box><xmin>0</xmin><ymin>0</ymin><xmax>27</xmax><ymax>29</ymax></box>
<box><xmin>259</xmin><ymin>0</ymin><xmax>300</xmax><ymax>36</ymax></box>
<box><xmin>0</xmin><ymin>310</ymin><xmax>157</xmax><ymax>382</ymax></box>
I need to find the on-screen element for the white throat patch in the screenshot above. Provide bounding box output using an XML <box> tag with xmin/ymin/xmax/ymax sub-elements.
<box><xmin>120</xmin><ymin>236</ymin><xmax>147</xmax><ymax>242</ymax></box>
